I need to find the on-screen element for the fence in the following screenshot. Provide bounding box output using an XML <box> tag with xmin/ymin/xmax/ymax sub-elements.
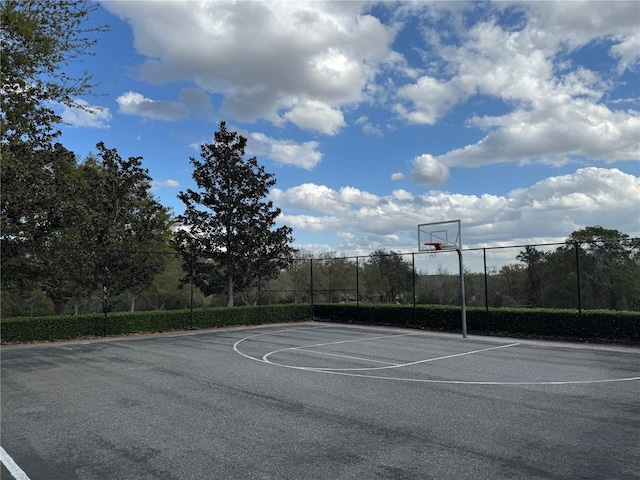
<box><xmin>2</xmin><ymin>238</ymin><xmax>639</xmax><ymax>318</ymax></box>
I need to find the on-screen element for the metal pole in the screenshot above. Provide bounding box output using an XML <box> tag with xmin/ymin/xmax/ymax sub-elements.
<box><xmin>258</xmin><ymin>256</ymin><xmax>262</xmax><ymax>324</ymax></box>
<box><xmin>412</xmin><ymin>253</ymin><xmax>416</xmax><ymax>325</ymax></box>
<box><xmin>483</xmin><ymin>248</ymin><xmax>489</xmax><ymax>316</ymax></box>
<box><xmin>574</xmin><ymin>242</ymin><xmax>582</xmax><ymax>318</ymax></box>
<box><xmin>310</xmin><ymin>258</ymin><xmax>314</xmax><ymax>321</ymax></box>
<box><xmin>356</xmin><ymin>256</ymin><xmax>360</xmax><ymax>321</ymax></box>
<box><xmin>189</xmin><ymin>252</ymin><xmax>194</xmax><ymax>330</ymax></box>
<box><xmin>457</xmin><ymin>249</ymin><xmax>467</xmax><ymax>338</ymax></box>
<box><xmin>103</xmin><ymin>250</ymin><xmax>109</xmax><ymax>336</ymax></box>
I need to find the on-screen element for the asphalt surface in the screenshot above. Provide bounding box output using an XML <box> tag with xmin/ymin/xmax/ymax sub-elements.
<box><xmin>1</xmin><ymin>322</ymin><xmax>639</xmax><ymax>480</ymax></box>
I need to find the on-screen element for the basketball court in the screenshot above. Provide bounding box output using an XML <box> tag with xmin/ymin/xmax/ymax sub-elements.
<box><xmin>2</xmin><ymin>322</ymin><xmax>639</xmax><ymax>479</ymax></box>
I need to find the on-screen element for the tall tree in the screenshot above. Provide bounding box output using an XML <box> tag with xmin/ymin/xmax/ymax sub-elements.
<box><xmin>1</xmin><ymin>0</ymin><xmax>107</xmax><ymax>146</ymax></box>
<box><xmin>532</xmin><ymin>226</ymin><xmax>639</xmax><ymax>310</ymax></box>
<box><xmin>173</xmin><ymin>122</ymin><xmax>295</xmax><ymax>307</ymax></box>
<box><xmin>363</xmin><ymin>250</ymin><xmax>413</xmax><ymax>303</ymax></box>
<box><xmin>77</xmin><ymin>143</ymin><xmax>173</xmax><ymax>310</ymax></box>
<box><xmin>564</xmin><ymin>226</ymin><xmax>639</xmax><ymax>310</ymax></box>
<box><xmin>1</xmin><ymin>0</ymin><xmax>109</xmax><ymax>303</ymax></box>
<box><xmin>1</xmin><ymin>143</ymin><xmax>173</xmax><ymax>315</ymax></box>
<box><xmin>516</xmin><ymin>246</ymin><xmax>548</xmax><ymax>306</ymax></box>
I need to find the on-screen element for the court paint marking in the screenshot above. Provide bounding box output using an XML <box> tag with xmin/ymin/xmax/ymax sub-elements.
<box><xmin>233</xmin><ymin>327</ymin><xmax>412</xmax><ymax>363</ymax></box>
<box><xmin>260</xmin><ymin>332</ymin><xmax>415</xmax><ymax>363</ymax></box>
<box><xmin>233</xmin><ymin>327</ymin><xmax>640</xmax><ymax>386</ymax></box>
<box><xmin>0</xmin><ymin>446</ymin><xmax>31</xmax><ymax>480</ymax></box>
<box><xmin>294</xmin><ymin>349</ymin><xmax>402</xmax><ymax>366</ymax></box>
<box><xmin>263</xmin><ymin>342</ymin><xmax>521</xmax><ymax>371</ymax></box>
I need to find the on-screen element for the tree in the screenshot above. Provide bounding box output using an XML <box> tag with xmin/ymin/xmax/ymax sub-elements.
<box><xmin>516</xmin><ymin>246</ymin><xmax>548</xmax><ymax>306</ymax></box>
<box><xmin>563</xmin><ymin>226</ymin><xmax>640</xmax><ymax>310</ymax></box>
<box><xmin>173</xmin><ymin>122</ymin><xmax>295</xmax><ymax>307</ymax></box>
<box><xmin>1</xmin><ymin>143</ymin><xmax>173</xmax><ymax>315</ymax></box>
<box><xmin>77</xmin><ymin>143</ymin><xmax>173</xmax><ymax>310</ymax></box>
<box><xmin>311</xmin><ymin>253</ymin><xmax>357</xmax><ymax>303</ymax></box>
<box><xmin>363</xmin><ymin>250</ymin><xmax>413</xmax><ymax>303</ymax></box>
<box><xmin>1</xmin><ymin>0</ymin><xmax>108</xmax><ymax>146</ymax></box>
<box><xmin>1</xmin><ymin>0</ymin><xmax>109</xmax><ymax>312</ymax></box>
<box><xmin>525</xmin><ymin>226</ymin><xmax>640</xmax><ymax>310</ymax></box>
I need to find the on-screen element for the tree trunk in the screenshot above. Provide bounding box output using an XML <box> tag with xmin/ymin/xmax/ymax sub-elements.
<box><xmin>227</xmin><ymin>272</ymin><xmax>234</xmax><ymax>307</ymax></box>
<box><xmin>53</xmin><ymin>300</ymin><xmax>66</xmax><ymax>315</ymax></box>
<box><xmin>130</xmin><ymin>294</ymin><xmax>136</xmax><ymax>312</ymax></box>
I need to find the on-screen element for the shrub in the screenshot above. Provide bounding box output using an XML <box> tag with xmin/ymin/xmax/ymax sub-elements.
<box><xmin>314</xmin><ymin>304</ymin><xmax>639</xmax><ymax>343</ymax></box>
<box><xmin>0</xmin><ymin>304</ymin><xmax>311</xmax><ymax>343</ymax></box>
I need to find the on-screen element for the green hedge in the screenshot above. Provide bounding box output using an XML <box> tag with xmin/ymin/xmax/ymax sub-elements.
<box><xmin>1</xmin><ymin>304</ymin><xmax>312</xmax><ymax>343</ymax></box>
<box><xmin>314</xmin><ymin>304</ymin><xmax>640</xmax><ymax>343</ymax></box>
<box><xmin>2</xmin><ymin>303</ymin><xmax>637</xmax><ymax>344</ymax></box>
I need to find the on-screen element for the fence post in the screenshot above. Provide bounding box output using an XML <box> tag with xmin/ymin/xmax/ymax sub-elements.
<box><xmin>189</xmin><ymin>252</ymin><xmax>194</xmax><ymax>330</ymax></box>
<box><xmin>483</xmin><ymin>248</ymin><xmax>489</xmax><ymax>318</ymax></box>
<box><xmin>356</xmin><ymin>256</ymin><xmax>360</xmax><ymax>321</ymax></box>
<box><xmin>310</xmin><ymin>258</ymin><xmax>314</xmax><ymax>321</ymax></box>
<box><xmin>574</xmin><ymin>242</ymin><xmax>582</xmax><ymax>318</ymax></box>
<box><xmin>412</xmin><ymin>253</ymin><xmax>416</xmax><ymax>325</ymax></box>
<box><xmin>457</xmin><ymin>248</ymin><xmax>467</xmax><ymax>338</ymax></box>
<box><xmin>258</xmin><ymin>256</ymin><xmax>262</xmax><ymax>324</ymax></box>
<box><xmin>103</xmin><ymin>250</ymin><xmax>110</xmax><ymax>336</ymax></box>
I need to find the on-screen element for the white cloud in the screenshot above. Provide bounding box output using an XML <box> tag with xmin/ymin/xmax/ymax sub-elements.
<box><xmin>271</xmin><ymin>183</ymin><xmax>347</xmax><ymax>215</ymax></box>
<box><xmin>283</xmin><ymin>100</ymin><xmax>345</xmax><ymax>135</ymax></box>
<box><xmin>610</xmin><ymin>32</ymin><xmax>640</xmax><ymax>73</ymax></box>
<box><xmin>410</xmin><ymin>154</ymin><xmax>450</xmax><ymax>186</ymax></box>
<box><xmin>338</xmin><ymin>186</ymin><xmax>380</xmax><ymax>207</ymax></box>
<box><xmin>116</xmin><ymin>91</ymin><xmax>189</xmax><ymax>121</ymax></box>
<box><xmin>443</xmin><ymin>99</ymin><xmax>640</xmax><ymax>166</ymax></box>
<box><xmin>104</xmin><ymin>1</ymin><xmax>399</xmax><ymax>133</ymax></box>
<box><xmin>390</xmin><ymin>172</ymin><xmax>405</xmax><ymax>181</ymax></box>
<box><xmin>355</xmin><ymin>115</ymin><xmax>383</xmax><ymax>136</ymax></box>
<box><xmin>274</xmin><ymin>168</ymin><xmax>639</xmax><ymax>254</ymax></box>
<box><xmin>395</xmin><ymin>76</ymin><xmax>462</xmax><ymax>125</ymax></box>
<box><xmin>395</xmin><ymin>5</ymin><xmax>640</xmax><ymax>173</ymax></box>
<box><xmin>152</xmin><ymin>179</ymin><xmax>180</xmax><ymax>189</ymax></box>
<box><xmin>249</xmin><ymin>132</ymin><xmax>323</xmax><ymax>170</ymax></box>
<box><xmin>59</xmin><ymin>99</ymin><xmax>111</xmax><ymax>128</ymax></box>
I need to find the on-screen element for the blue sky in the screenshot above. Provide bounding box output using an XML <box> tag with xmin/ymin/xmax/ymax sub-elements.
<box><xmin>56</xmin><ymin>1</ymin><xmax>639</xmax><ymax>255</ymax></box>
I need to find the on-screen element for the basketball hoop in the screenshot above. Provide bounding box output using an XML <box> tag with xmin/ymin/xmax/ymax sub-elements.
<box><xmin>423</xmin><ymin>242</ymin><xmax>441</xmax><ymax>258</ymax></box>
<box><xmin>417</xmin><ymin>219</ymin><xmax>467</xmax><ymax>338</ymax></box>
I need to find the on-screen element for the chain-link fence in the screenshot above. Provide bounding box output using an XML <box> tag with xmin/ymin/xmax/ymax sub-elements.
<box><xmin>2</xmin><ymin>239</ymin><xmax>639</xmax><ymax>318</ymax></box>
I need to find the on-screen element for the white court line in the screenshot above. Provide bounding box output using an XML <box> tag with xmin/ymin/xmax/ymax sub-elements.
<box><xmin>295</xmin><ymin>349</ymin><xmax>402</xmax><ymax>366</ymax></box>
<box><xmin>233</xmin><ymin>326</ymin><xmax>407</xmax><ymax>362</ymax></box>
<box><xmin>0</xmin><ymin>446</ymin><xmax>31</xmax><ymax>480</ymax></box>
<box><xmin>234</xmin><ymin>327</ymin><xmax>640</xmax><ymax>385</ymax></box>
<box><xmin>264</xmin><ymin>342</ymin><xmax>521</xmax><ymax>371</ymax></box>
<box><xmin>261</xmin><ymin>332</ymin><xmax>415</xmax><ymax>363</ymax></box>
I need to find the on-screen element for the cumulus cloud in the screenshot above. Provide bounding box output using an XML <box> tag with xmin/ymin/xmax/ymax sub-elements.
<box><xmin>394</xmin><ymin>3</ymin><xmax>639</xmax><ymax>173</ymax></box>
<box><xmin>59</xmin><ymin>99</ymin><xmax>111</xmax><ymax>128</ymax></box>
<box><xmin>283</xmin><ymin>100</ymin><xmax>345</xmax><ymax>135</ymax></box>
<box><xmin>410</xmin><ymin>154</ymin><xmax>450</xmax><ymax>186</ymax></box>
<box><xmin>178</xmin><ymin>87</ymin><xmax>214</xmax><ymax>117</ymax></box>
<box><xmin>273</xmin><ymin>168</ymin><xmax>639</xmax><ymax>253</ymax></box>
<box><xmin>440</xmin><ymin>100</ymin><xmax>640</xmax><ymax>167</ymax></box>
<box><xmin>249</xmin><ymin>132</ymin><xmax>323</xmax><ymax>170</ymax></box>
<box><xmin>117</xmin><ymin>91</ymin><xmax>189</xmax><ymax>121</ymax></box>
<box><xmin>104</xmin><ymin>1</ymin><xmax>398</xmax><ymax>134</ymax></box>
<box><xmin>610</xmin><ymin>32</ymin><xmax>640</xmax><ymax>73</ymax></box>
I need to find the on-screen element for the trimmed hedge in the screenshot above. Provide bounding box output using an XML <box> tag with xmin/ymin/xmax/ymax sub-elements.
<box><xmin>314</xmin><ymin>304</ymin><xmax>640</xmax><ymax>344</ymax></box>
<box><xmin>0</xmin><ymin>304</ymin><xmax>312</xmax><ymax>343</ymax></box>
<box><xmin>1</xmin><ymin>303</ymin><xmax>637</xmax><ymax>344</ymax></box>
